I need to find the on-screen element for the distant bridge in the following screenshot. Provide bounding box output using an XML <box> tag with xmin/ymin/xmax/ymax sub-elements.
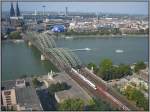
<box><xmin>23</xmin><ymin>31</ymin><xmax>81</xmax><ymax>71</ymax></box>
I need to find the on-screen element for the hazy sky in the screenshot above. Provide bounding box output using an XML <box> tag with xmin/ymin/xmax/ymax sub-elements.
<box><xmin>2</xmin><ymin>2</ymin><xmax>148</xmax><ymax>15</ymax></box>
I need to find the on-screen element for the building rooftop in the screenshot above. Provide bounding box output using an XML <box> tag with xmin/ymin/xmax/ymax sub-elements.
<box><xmin>55</xmin><ymin>90</ymin><xmax>76</xmax><ymax>103</ymax></box>
<box><xmin>15</xmin><ymin>87</ymin><xmax>43</xmax><ymax>111</ymax></box>
<box><xmin>2</xmin><ymin>78</ymin><xmax>32</xmax><ymax>90</ymax></box>
<box><xmin>2</xmin><ymin>78</ymin><xmax>42</xmax><ymax>111</ymax></box>
<box><xmin>16</xmin><ymin>79</ymin><xmax>25</xmax><ymax>84</ymax></box>
<box><xmin>43</xmin><ymin>72</ymin><xmax>92</xmax><ymax>104</ymax></box>
<box><xmin>2</xmin><ymin>80</ymin><xmax>16</xmax><ymax>90</ymax></box>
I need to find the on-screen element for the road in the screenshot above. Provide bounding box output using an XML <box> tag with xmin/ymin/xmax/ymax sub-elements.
<box><xmin>36</xmin><ymin>88</ymin><xmax>57</xmax><ymax>111</ymax></box>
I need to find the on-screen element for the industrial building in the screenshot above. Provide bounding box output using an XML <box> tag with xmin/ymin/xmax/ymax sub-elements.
<box><xmin>1</xmin><ymin>79</ymin><xmax>43</xmax><ymax>111</ymax></box>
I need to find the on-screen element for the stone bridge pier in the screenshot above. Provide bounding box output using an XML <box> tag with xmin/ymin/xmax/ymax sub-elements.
<box><xmin>28</xmin><ymin>41</ymin><xmax>32</xmax><ymax>46</ymax></box>
<box><xmin>41</xmin><ymin>54</ymin><xmax>46</xmax><ymax>61</ymax></box>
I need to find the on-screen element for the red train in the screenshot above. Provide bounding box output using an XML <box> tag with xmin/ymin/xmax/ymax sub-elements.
<box><xmin>71</xmin><ymin>68</ymin><xmax>130</xmax><ymax>111</ymax></box>
<box><xmin>96</xmin><ymin>85</ymin><xmax>130</xmax><ymax>111</ymax></box>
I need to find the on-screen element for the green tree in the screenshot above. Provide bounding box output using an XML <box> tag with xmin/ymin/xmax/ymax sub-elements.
<box><xmin>98</xmin><ymin>59</ymin><xmax>133</xmax><ymax>81</ymax></box>
<box><xmin>117</xmin><ymin>64</ymin><xmax>132</xmax><ymax>78</ymax></box>
<box><xmin>87</xmin><ymin>97</ymin><xmax>113</xmax><ymax>111</ymax></box>
<box><xmin>87</xmin><ymin>62</ymin><xmax>98</xmax><ymax>73</ymax></box>
<box><xmin>48</xmin><ymin>82</ymin><xmax>71</xmax><ymax>93</ymax></box>
<box><xmin>111</xmin><ymin>28</ymin><xmax>121</xmax><ymax>35</ymax></box>
<box><xmin>9</xmin><ymin>31</ymin><xmax>21</xmax><ymax>39</ymax></box>
<box><xmin>137</xmin><ymin>98</ymin><xmax>149</xmax><ymax>110</ymax></box>
<box><xmin>98</xmin><ymin>59</ymin><xmax>113</xmax><ymax>80</ymax></box>
<box><xmin>32</xmin><ymin>78</ymin><xmax>42</xmax><ymax>88</ymax></box>
<box><xmin>123</xmin><ymin>85</ymin><xmax>149</xmax><ymax>110</ymax></box>
<box><xmin>139</xmin><ymin>29</ymin><xmax>145</xmax><ymax>34</ymax></box>
<box><xmin>58</xmin><ymin>98</ymin><xmax>84</xmax><ymax>111</ymax></box>
<box><xmin>145</xmin><ymin>28</ymin><xmax>149</xmax><ymax>34</ymax></box>
<box><xmin>134</xmin><ymin>61</ymin><xmax>146</xmax><ymax>73</ymax></box>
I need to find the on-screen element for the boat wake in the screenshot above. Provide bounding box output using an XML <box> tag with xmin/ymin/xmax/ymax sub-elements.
<box><xmin>115</xmin><ymin>49</ymin><xmax>124</xmax><ymax>53</ymax></box>
<box><xmin>72</xmin><ymin>48</ymin><xmax>91</xmax><ymax>51</ymax></box>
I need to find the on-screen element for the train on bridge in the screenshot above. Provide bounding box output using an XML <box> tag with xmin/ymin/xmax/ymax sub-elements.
<box><xmin>71</xmin><ymin>68</ymin><xmax>130</xmax><ymax>111</ymax></box>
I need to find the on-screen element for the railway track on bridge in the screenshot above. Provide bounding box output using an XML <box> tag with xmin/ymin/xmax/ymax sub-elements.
<box><xmin>79</xmin><ymin>67</ymin><xmax>139</xmax><ymax>110</ymax></box>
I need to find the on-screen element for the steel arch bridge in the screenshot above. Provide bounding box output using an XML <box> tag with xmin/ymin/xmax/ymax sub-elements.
<box><xmin>24</xmin><ymin>31</ymin><xmax>82</xmax><ymax>71</ymax></box>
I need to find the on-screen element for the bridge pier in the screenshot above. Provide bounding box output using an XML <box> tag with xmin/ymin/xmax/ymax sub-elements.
<box><xmin>90</xmin><ymin>66</ymin><xmax>94</xmax><ymax>73</ymax></box>
<box><xmin>28</xmin><ymin>41</ymin><xmax>32</xmax><ymax>46</ymax></box>
<box><xmin>41</xmin><ymin>54</ymin><xmax>46</xmax><ymax>60</ymax></box>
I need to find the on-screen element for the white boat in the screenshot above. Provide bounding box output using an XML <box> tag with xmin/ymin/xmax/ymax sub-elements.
<box><xmin>13</xmin><ymin>40</ymin><xmax>24</xmax><ymax>43</ymax></box>
<box><xmin>65</xmin><ymin>36</ymin><xmax>73</xmax><ymax>39</ymax></box>
<box><xmin>115</xmin><ymin>49</ymin><xmax>124</xmax><ymax>53</ymax></box>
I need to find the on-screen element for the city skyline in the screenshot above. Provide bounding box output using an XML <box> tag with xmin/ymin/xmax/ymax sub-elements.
<box><xmin>2</xmin><ymin>2</ymin><xmax>148</xmax><ymax>15</ymax></box>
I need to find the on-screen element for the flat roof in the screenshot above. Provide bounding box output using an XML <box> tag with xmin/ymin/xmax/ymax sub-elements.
<box><xmin>15</xmin><ymin>87</ymin><xmax>43</xmax><ymax>111</ymax></box>
<box><xmin>50</xmin><ymin>72</ymin><xmax>92</xmax><ymax>104</ymax></box>
<box><xmin>16</xmin><ymin>79</ymin><xmax>25</xmax><ymax>84</ymax></box>
<box><xmin>2</xmin><ymin>78</ymin><xmax>32</xmax><ymax>90</ymax></box>
<box><xmin>55</xmin><ymin>90</ymin><xmax>75</xmax><ymax>102</ymax></box>
<box><xmin>2</xmin><ymin>80</ymin><xmax>16</xmax><ymax>90</ymax></box>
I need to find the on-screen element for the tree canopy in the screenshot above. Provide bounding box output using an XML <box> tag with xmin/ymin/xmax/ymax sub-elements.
<box><xmin>97</xmin><ymin>59</ymin><xmax>132</xmax><ymax>81</ymax></box>
<box><xmin>48</xmin><ymin>82</ymin><xmax>71</xmax><ymax>93</ymax></box>
<box><xmin>87</xmin><ymin>97</ymin><xmax>115</xmax><ymax>111</ymax></box>
<box><xmin>32</xmin><ymin>78</ymin><xmax>42</xmax><ymax>88</ymax></box>
<box><xmin>123</xmin><ymin>85</ymin><xmax>148</xmax><ymax>110</ymax></box>
<box><xmin>58</xmin><ymin>98</ymin><xmax>84</xmax><ymax>111</ymax></box>
<box><xmin>87</xmin><ymin>62</ymin><xmax>98</xmax><ymax>73</ymax></box>
<box><xmin>134</xmin><ymin>61</ymin><xmax>146</xmax><ymax>73</ymax></box>
<box><xmin>117</xmin><ymin>64</ymin><xmax>132</xmax><ymax>77</ymax></box>
<box><xmin>9</xmin><ymin>31</ymin><xmax>21</xmax><ymax>39</ymax></box>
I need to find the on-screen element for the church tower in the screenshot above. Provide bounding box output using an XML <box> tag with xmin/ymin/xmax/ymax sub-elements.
<box><xmin>16</xmin><ymin>2</ymin><xmax>20</xmax><ymax>17</ymax></box>
<box><xmin>10</xmin><ymin>2</ymin><xmax>15</xmax><ymax>17</ymax></box>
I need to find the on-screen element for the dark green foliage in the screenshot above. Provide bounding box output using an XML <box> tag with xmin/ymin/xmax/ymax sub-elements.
<box><xmin>87</xmin><ymin>97</ymin><xmax>115</xmax><ymax>111</ymax></box>
<box><xmin>98</xmin><ymin>59</ymin><xmax>132</xmax><ymax>81</ymax></box>
<box><xmin>117</xmin><ymin>64</ymin><xmax>132</xmax><ymax>77</ymax></box>
<box><xmin>87</xmin><ymin>62</ymin><xmax>98</xmax><ymax>73</ymax></box>
<box><xmin>9</xmin><ymin>31</ymin><xmax>21</xmax><ymax>39</ymax></box>
<box><xmin>136</xmin><ymin>98</ymin><xmax>149</xmax><ymax>110</ymax></box>
<box><xmin>58</xmin><ymin>98</ymin><xmax>84</xmax><ymax>111</ymax></box>
<box><xmin>98</xmin><ymin>59</ymin><xmax>113</xmax><ymax>80</ymax></box>
<box><xmin>111</xmin><ymin>28</ymin><xmax>122</xmax><ymax>35</ymax></box>
<box><xmin>32</xmin><ymin>78</ymin><xmax>42</xmax><ymax>87</ymax></box>
<box><xmin>145</xmin><ymin>28</ymin><xmax>149</xmax><ymax>34</ymax></box>
<box><xmin>124</xmin><ymin>85</ymin><xmax>149</xmax><ymax>110</ymax></box>
<box><xmin>48</xmin><ymin>82</ymin><xmax>71</xmax><ymax>93</ymax></box>
<box><xmin>134</xmin><ymin>61</ymin><xmax>146</xmax><ymax>73</ymax></box>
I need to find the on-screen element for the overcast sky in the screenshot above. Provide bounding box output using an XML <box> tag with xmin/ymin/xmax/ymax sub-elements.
<box><xmin>2</xmin><ymin>2</ymin><xmax>148</xmax><ymax>15</ymax></box>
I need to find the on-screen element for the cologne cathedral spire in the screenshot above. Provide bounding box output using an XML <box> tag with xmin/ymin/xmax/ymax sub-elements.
<box><xmin>16</xmin><ymin>2</ymin><xmax>20</xmax><ymax>16</ymax></box>
<box><xmin>10</xmin><ymin>2</ymin><xmax>15</xmax><ymax>17</ymax></box>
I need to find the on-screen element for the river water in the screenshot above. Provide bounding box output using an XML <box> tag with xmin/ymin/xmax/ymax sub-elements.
<box><xmin>2</xmin><ymin>36</ymin><xmax>148</xmax><ymax>80</ymax></box>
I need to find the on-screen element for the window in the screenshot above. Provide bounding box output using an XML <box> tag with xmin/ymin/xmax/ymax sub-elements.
<box><xmin>4</xmin><ymin>91</ymin><xmax>11</xmax><ymax>95</ymax></box>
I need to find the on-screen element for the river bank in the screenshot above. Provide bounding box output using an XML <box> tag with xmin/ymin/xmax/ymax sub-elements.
<box><xmin>2</xmin><ymin>39</ymin><xmax>24</xmax><ymax>43</ymax></box>
<box><xmin>57</xmin><ymin>34</ymin><xmax>148</xmax><ymax>39</ymax></box>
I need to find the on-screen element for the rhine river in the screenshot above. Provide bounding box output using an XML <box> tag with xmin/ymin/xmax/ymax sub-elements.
<box><xmin>2</xmin><ymin>36</ymin><xmax>148</xmax><ymax>80</ymax></box>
